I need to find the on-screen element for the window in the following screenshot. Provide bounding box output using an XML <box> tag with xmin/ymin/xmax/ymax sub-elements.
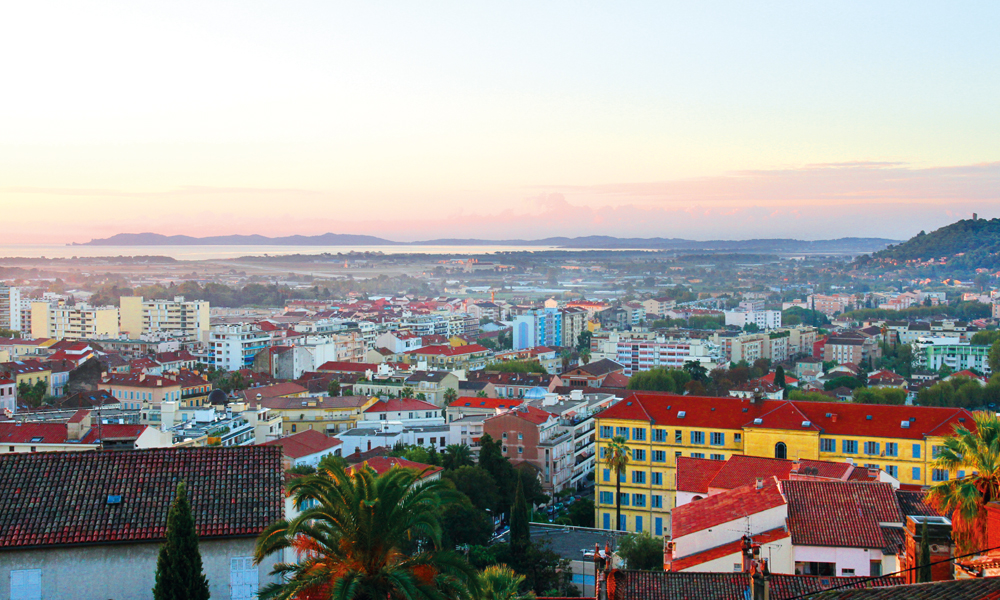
<box><xmin>841</xmin><ymin>568</ymin><xmax>855</xmax><ymax>576</ymax></box>
<box><xmin>408</xmin><ymin>412</ymin><xmax>414</xmax><ymax>419</ymax></box>
<box><xmin>635</xmin><ymin>515</ymin><xmax>643</xmax><ymax>532</ymax></box>
<box><xmin>912</xmin><ymin>467</ymin><xmax>921</xmax><ymax>481</ymax></box>
<box><xmin>619</xmin><ymin>493</ymin><xmax>630</xmax><ymax>506</ymax></box>
<box><xmin>932</xmin><ymin>469</ymin><xmax>949</xmax><ymax>482</ymax></box>
<box><xmin>600</xmin><ymin>447</ymin><xmax>606</xmax><ymax>459</ymax></box>
<box><xmin>600</xmin><ymin>491</ymin><xmax>614</xmax><ymax>504</ymax></box>
<box><xmin>774</xmin><ymin>442</ymin><xmax>787</xmax><ymax>460</ymax></box>
<box><xmin>885</xmin><ymin>442</ymin><xmax>898</xmax><ymax>457</ymax></box>
<box><xmin>842</xmin><ymin>440</ymin><xmax>858</xmax><ymax>454</ymax></box>
<box><xmin>10</xmin><ymin>569</ymin><xmax>42</xmax><ymax>600</ymax></box>
<box><xmin>633</xmin><ymin>449</ymin><xmax>646</xmax><ymax>461</ymax></box>
<box><xmin>290</xmin><ymin>424</ymin><xmax>296</xmax><ymax>432</ymax></box>
<box><xmin>870</xmin><ymin>561</ymin><xmax>882</xmax><ymax>576</ymax></box>
<box><xmin>517</xmin><ymin>447</ymin><xmax>523</xmax><ymax>454</ymax></box>
<box><xmin>711</xmin><ymin>454</ymin><xmax>725</xmax><ymax>461</ymax></box>
<box><xmin>632</xmin><ymin>493</ymin><xmax>646</xmax><ymax>507</ymax></box>
<box><xmin>886</xmin><ymin>465</ymin><xmax>898</xmax><ymax>478</ymax></box>
<box><xmin>912</xmin><ymin>444</ymin><xmax>921</xmax><ymax>459</ymax></box>
<box><xmin>615</xmin><ymin>427</ymin><xmax>630</xmax><ymax>439</ymax></box>
<box><xmin>820</xmin><ymin>438</ymin><xmax>836</xmax><ymax>453</ymax></box>
<box><xmin>652</xmin><ymin>450</ymin><xmax>666</xmax><ymax>462</ymax></box>
<box><xmin>710</xmin><ymin>432</ymin><xmax>725</xmax><ymax>446</ymax></box>
<box><xmin>632</xmin><ymin>427</ymin><xmax>646</xmax><ymax>441</ymax></box>
<box><xmin>675</xmin><ymin>430</ymin><xmax>682</xmax><ymax>443</ymax></box>
<box><xmin>619</xmin><ymin>514</ymin><xmax>627</xmax><ymax>530</ymax></box>
<box><xmin>932</xmin><ymin>445</ymin><xmax>945</xmax><ymax>458</ymax></box>
<box><xmin>603</xmin><ymin>468</ymin><xmax>610</xmax><ymax>482</ymax></box>
<box><xmin>632</xmin><ymin>471</ymin><xmax>646</xmax><ymax>484</ymax></box>
<box><xmin>864</xmin><ymin>441</ymin><xmax>880</xmax><ymax>455</ymax></box>
<box><xmin>417</xmin><ymin>438</ymin><xmax>424</xmax><ymax>445</ymax></box>
<box><xmin>230</xmin><ymin>557</ymin><xmax>258</xmax><ymax>600</ymax></box>
<box><xmin>600</xmin><ymin>426</ymin><xmax>613</xmax><ymax>438</ymax></box>
<box><xmin>518</xmin><ymin>433</ymin><xmax>523</xmax><ymax>440</ymax></box>
<box><xmin>652</xmin><ymin>495</ymin><xmax>663</xmax><ymax>508</ymax></box>
<box><xmin>655</xmin><ymin>517</ymin><xmax>663</xmax><ymax>536</ymax></box>
<box><xmin>734</xmin><ymin>433</ymin><xmax>742</xmax><ymax>444</ymax></box>
<box><xmin>652</xmin><ymin>472</ymin><xmax>663</xmax><ymax>486</ymax></box>
<box><xmin>653</xmin><ymin>428</ymin><xmax>667</xmax><ymax>442</ymax></box>
<box><xmin>604</xmin><ymin>513</ymin><xmax>611</xmax><ymax>530</ymax></box>
<box><xmin>691</xmin><ymin>453</ymin><xmax>705</xmax><ymax>459</ymax></box>
<box><xmin>690</xmin><ymin>431</ymin><xmax>705</xmax><ymax>445</ymax></box>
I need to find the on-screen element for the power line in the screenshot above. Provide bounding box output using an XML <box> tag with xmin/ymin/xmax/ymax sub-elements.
<box><xmin>778</xmin><ymin>544</ymin><xmax>1000</xmax><ymax>600</ymax></box>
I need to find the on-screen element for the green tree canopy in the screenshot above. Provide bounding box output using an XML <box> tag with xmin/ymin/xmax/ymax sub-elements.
<box><xmin>627</xmin><ymin>368</ymin><xmax>691</xmax><ymax>393</ymax></box>
<box><xmin>618</xmin><ymin>532</ymin><xmax>664</xmax><ymax>571</ymax></box>
<box><xmin>153</xmin><ymin>481</ymin><xmax>210</xmax><ymax>600</ymax></box>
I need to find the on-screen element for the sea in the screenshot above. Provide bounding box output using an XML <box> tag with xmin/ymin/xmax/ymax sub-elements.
<box><xmin>0</xmin><ymin>244</ymin><xmax>593</xmax><ymax>261</ymax></box>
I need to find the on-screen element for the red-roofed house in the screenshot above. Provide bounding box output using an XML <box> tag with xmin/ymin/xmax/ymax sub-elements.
<box><xmin>0</xmin><ymin>410</ymin><xmax>170</xmax><ymax>453</ymax></box>
<box><xmin>261</xmin><ymin>429</ymin><xmax>343</xmax><ymax>470</ymax></box>
<box><xmin>403</xmin><ymin>344</ymin><xmax>490</xmax><ymax>370</ymax></box>
<box><xmin>483</xmin><ymin>405</ymin><xmax>572</xmax><ymax>493</ymax></box>
<box><xmin>349</xmin><ymin>455</ymin><xmax>443</xmax><ymax>483</ymax></box>
<box><xmin>446</xmin><ymin>396</ymin><xmax>524</xmax><ymax>422</ymax></box>
<box><xmin>360</xmin><ymin>398</ymin><xmax>444</xmax><ymax>428</ymax></box>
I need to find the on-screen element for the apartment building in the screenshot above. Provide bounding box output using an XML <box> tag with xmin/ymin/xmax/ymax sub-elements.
<box><xmin>560</xmin><ymin>306</ymin><xmax>589</xmax><ymax>348</ymax></box>
<box><xmin>594</xmin><ymin>393</ymin><xmax>974</xmax><ymax>537</ymax></box>
<box><xmin>0</xmin><ymin>284</ymin><xmax>21</xmax><ymax>331</ymax></box>
<box><xmin>612</xmin><ymin>336</ymin><xmax>724</xmax><ymax>375</ymax></box>
<box><xmin>119</xmin><ymin>295</ymin><xmax>210</xmax><ymax>342</ymax></box>
<box><xmin>514</xmin><ymin>308</ymin><xmax>562</xmax><ymax>350</ymax></box>
<box><xmin>914</xmin><ymin>337</ymin><xmax>992</xmax><ymax>375</ymax></box>
<box><xmin>723</xmin><ymin>309</ymin><xmax>782</xmax><ymax>330</ymax></box>
<box><xmin>30</xmin><ymin>302</ymin><xmax>119</xmax><ymax>340</ymax></box>
<box><xmin>484</xmin><ymin>405</ymin><xmax>574</xmax><ymax>493</ymax></box>
<box><xmin>99</xmin><ymin>373</ymin><xmax>184</xmax><ymax>410</ymax></box>
<box><xmin>809</xmin><ymin>294</ymin><xmax>856</xmax><ymax>316</ymax></box>
<box><xmin>209</xmin><ymin>324</ymin><xmax>271</xmax><ymax>371</ymax></box>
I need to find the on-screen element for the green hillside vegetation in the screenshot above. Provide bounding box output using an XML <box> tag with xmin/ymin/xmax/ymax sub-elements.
<box><xmin>856</xmin><ymin>218</ymin><xmax>1000</xmax><ymax>270</ymax></box>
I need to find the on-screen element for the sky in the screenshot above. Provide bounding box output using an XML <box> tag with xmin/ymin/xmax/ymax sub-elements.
<box><xmin>1</xmin><ymin>2</ymin><xmax>998</xmax><ymax>244</ymax></box>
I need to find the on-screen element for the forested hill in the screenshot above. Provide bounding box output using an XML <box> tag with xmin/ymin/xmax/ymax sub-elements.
<box><xmin>857</xmin><ymin>218</ymin><xmax>1000</xmax><ymax>269</ymax></box>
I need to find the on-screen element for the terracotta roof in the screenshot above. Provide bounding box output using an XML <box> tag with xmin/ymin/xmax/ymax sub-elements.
<box><xmin>672</xmin><ymin>478</ymin><xmax>787</xmax><ymax>539</ymax></box>
<box><xmin>353</xmin><ymin>456</ymin><xmax>443</xmax><ymax>479</ymax></box>
<box><xmin>0</xmin><ymin>422</ymin><xmax>71</xmax><ymax>444</ymax></box>
<box><xmin>79</xmin><ymin>424</ymin><xmax>148</xmax><ymax>443</ymax></box>
<box><xmin>100</xmin><ymin>373</ymin><xmax>179</xmax><ymax>389</ymax></box>
<box><xmin>239</xmin><ymin>382</ymin><xmax>308</xmax><ymax>400</ymax></box>
<box><xmin>0</xmin><ymin>360</ymin><xmax>50</xmax><ymax>375</ymax></box>
<box><xmin>406</xmin><ymin>344</ymin><xmax>489</xmax><ymax>356</ymax></box>
<box><xmin>784</xmin><ymin>480</ymin><xmax>903</xmax><ymax>549</ymax></box>
<box><xmin>449</xmin><ymin>396</ymin><xmax>524</xmax><ymax>410</ymax></box>
<box><xmin>757</xmin><ymin>372</ymin><xmax>799</xmax><ymax>385</ymax></box>
<box><xmin>676</xmin><ymin>457</ymin><xmax>727</xmax><ymax>494</ymax></box>
<box><xmin>672</xmin><ymin>527</ymin><xmax>790</xmax><ymax>571</ymax></box>
<box><xmin>564</xmin><ymin>358</ymin><xmax>625</xmax><ymax>377</ymax></box>
<box><xmin>608</xmin><ymin>571</ymin><xmax>902</xmax><ymax>600</ymax></box>
<box><xmin>602</xmin><ymin>371</ymin><xmax>631</xmax><ymax>389</ymax></box>
<box><xmin>488</xmin><ymin>405</ymin><xmax>555</xmax><ymax>425</ymax></box>
<box><xmin>811</xmin><ymin>578</ymin><xmax>1000</xmax><ymax>599</ymax></box>
<box><xmin>57</xmin><ymin>390</ymin><xmax>118</xmax><ymax>409</ymax></box>
<box><xmin>895</xmin><ymin>490</ymin><xmax>944</xmax><ymax>518</ymax></box>
<box><xmin>261</xmin><ymin>429</ymin><xmax>342</xmax><ymax>458</ymax></box>
<box><xmin>881</xmin><ymin>525</ymin><xmax>906</xmax><ymax>555</ymax></box>
<box><xmin>260</xmin><ymin>395</ymin><xmax>370</xmax><ymax>410</ymax></box>
<box><xmin>316</xmin><ymin>361</ymin><xmax>380</xmax><ymax>373</ymax></box>
<box><xmin>598</xmin><ymin>394</ymin><xmax>976</xmax><ymax>441</ymax></box>
<box><xmin>364</xmin><ymin>398</ymin><xmax>440</xmax><ymax>413</ymax></box>
<box><xmin>0</xmin><ymin>446</ymin><xmax>283</xmax><ymax>549</ymax></box>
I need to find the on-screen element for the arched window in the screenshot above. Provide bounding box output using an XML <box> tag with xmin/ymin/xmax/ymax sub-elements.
<box><xmin>775</xmin><ymin>442</ymin><xmax>787</xmax><ymax>459</ymax></box>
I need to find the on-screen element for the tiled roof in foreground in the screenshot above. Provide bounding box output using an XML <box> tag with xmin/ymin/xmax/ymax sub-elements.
<box><xmin>0</xmin><ymin>446</ymin><xmax>283</xmax><ymax>549</ymax></box>
<box><xmin>608</xmin><ymin>571</ymin><xmax>902</xmax><ymax>600</ymax></box>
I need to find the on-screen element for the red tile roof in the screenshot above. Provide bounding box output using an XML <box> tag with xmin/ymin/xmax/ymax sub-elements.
<box><xmin>239</xmin><ymin>382</ymin><xmax>308</xmax><ymax>400</ymax></box>
<box><xmin>0</xmin><ymin>422</ymin><xmax>70</xmax><ymax>444</ymax></box>
<box><xmin>407</xmin><ymin>344</ymin><xmax>489</xmax><ymax>356</ymax></box>
<box><xmin>100</xmin><ymin>373</ymin><xmax>179</xmax><ymax>389</ymax></box>
<box><xmin>449</xmin><ymin>396</ymin><xmax>524</xmax><ymax>410</ymax></box>
<box><xmin>598</xmin><ymin>394</ymin><xmax>976</xmax><ymax>441</ymax></box>
<box><xmin>612</xmin><ymin>570</ymin><xmax>902</xmax><ymax>600</ymax></box>
<box><xmin>672</xmin><ymin>477</ymin><xmax>787</xmax><ymax>539</ymax></box>
<box><xmin>758</xmin><ymin>372</ymin><xmax>799</xmax><ymax>385</ymax></box>
<box><xmin>353</xmin><ymin>456</ymin><xmax>443</xmax><ymax>479</ymax></box>
<box><xmin>672</xmin><ymin>527</ymin><xmax>789</xmax><ymax>571</ymax></box>
<box><xmin>676</xmin><ymin>457</ymin><xmax>727</xmax><ymax>494</ymax></box>
<box><xmin>316</xmin><ymin>361</ymin><xmax>380</xmax><ymax>373</ymax></box>
<box><xmin>261</xmin><ymin>429</ymin><xmax>342</xmax><ymax>458</ymax></box>
<box><xmin>79</xmin><ymin>424</ymin><xmax>149</xmax><ymax>444</ymax></box>
<box><xmin>364</xmin><ymin>398</ymin><xmax>440</xmax><ymax>413</ymax></box>
<box><xmin>0</xmin><ymin>446</ymin><xmax>284</xmax><ymax>549</ymax></box>
<box><xmin>489</xmin><ymin>405</ymin><xmax>555</xmax><ymax>425</ymax></box>
<box><xmin>783</xmin><ymin>480</ymin><xmax>902</xmax><ymax>549</ymax></box>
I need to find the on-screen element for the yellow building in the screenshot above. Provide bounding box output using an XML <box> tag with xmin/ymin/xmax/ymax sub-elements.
<box><xmin>31</xmin><ymin>301</ymin><xmax>119</xmax><ymax>340</ymax></box>
<box><xmin>119</xmin><ymin>295</ymin><xmax>210</xmax><ymax>343</ymax></box>
<box><xmin>594</xmin><ymin>393</ymin><xmax>974</xmax><ymax>537</ymax></box>
<box><xmin>261</xmin><ymin>395</ymin><xmax>378</xmax><ymax>435</ymax></box>
<box><xmin>0</xmin><ymin>359</ymin><xmax>51</xmax><ymax>392</ymax></box>
<box><xmin>99</xmin><ymin>373</ymin><xmax>183</xmax><ymax>410</ymax></box>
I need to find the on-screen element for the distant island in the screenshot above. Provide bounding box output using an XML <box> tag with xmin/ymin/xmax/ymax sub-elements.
<box><xmin>74</xmin><ymin>232</ymin><xmax>899</xmax><ymax>254</ymax></box>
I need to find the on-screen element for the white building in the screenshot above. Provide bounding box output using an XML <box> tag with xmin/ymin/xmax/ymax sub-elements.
<box><xmin>358</xmin><ymin>398</ymin><xmax>445</xmax><ymax>428</ymax></box>
<box><xmin>119</xmin><ymin>295</ymin><xmax>210</xmax><ymax>343</ymax></box>
<box><xmin>0</xmin><ymin>376</ymin><xmax>16</xmax><ymax>414</ymax></box>
<box><xmin>209</xmin><ymin>324</ymin><xmax>271</xmax><ymax>371</ymax></box>
<box><xmin>609</xmin><ymin>334</ymin><xmax>724</xmax><ymax>375</ymax></box>
<box><xmin>30</xmin><ymin>302</ymin><xmax>120</xmax><ymax>340</ymax></box>
<box><xmin>0</xmin><ymin>284</ymin><xmax>22</xmax><ymax>332</ymax></box>
<box><xmin>723</xmin><ymin>309</ymin><xmax>782</xmax><ymax>330</ymax></box>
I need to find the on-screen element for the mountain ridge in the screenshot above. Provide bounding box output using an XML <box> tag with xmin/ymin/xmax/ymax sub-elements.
<box><xmin>75</xmin><ymin>232</ymin><xmax>899</xmax><ymax>253</ymax></box>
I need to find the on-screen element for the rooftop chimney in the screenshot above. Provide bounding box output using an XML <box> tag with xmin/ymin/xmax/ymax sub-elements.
<box><xmin>755</xmin><ymin>477</ymin><xmax>764</xmax><ymax>490</ymax></box>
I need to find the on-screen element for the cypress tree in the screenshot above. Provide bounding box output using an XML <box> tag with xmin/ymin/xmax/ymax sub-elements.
<box><xmin>774</xmin><ymin>366</ymin><xmax>786</xmax><ymax>389</ymax></box>
<box><xmin>918</xmin><ymin>519</ymin><xmax>932</xmax><ymax>583</ymax></box>
<box><xmin>153</xmin><ymin>481</ymin><xmax>211</xmax><ymax>600</ymax></box>
<box><xmin>510</xmin><ymin>476</ymin><xmax>530</xmax><ymax>551</ymax></box>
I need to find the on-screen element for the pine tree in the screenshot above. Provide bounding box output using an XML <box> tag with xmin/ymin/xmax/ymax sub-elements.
<box><xmin>510</xmin><ymin>477</ymin><xmax>530</xmax><ymax>551</ymax></box>
<box><xmin>153</xmin><ymin>481</ymin><xmax>211</xmax><ymax>600</ymax></box>
<box><xmin>918</xmin><ymin>519</ymin><xmax>932</xmax><ymax>583</ymax></box>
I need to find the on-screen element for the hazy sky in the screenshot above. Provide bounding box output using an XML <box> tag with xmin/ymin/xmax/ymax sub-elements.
<box><xmin>2</xmin><ymin>2</ymin><xmax>998</xmax><ymax>243</ymax></box>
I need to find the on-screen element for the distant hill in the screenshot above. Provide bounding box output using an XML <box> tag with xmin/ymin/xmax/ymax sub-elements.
<box><xmin>862</xmin><ymin>218</ymin><xmax>1000</xmax><ymax>264</ymax></box>
<box><xmin>78</xmin><ymin>233</ymin><xmax>898</xmax><ymax>254</ymax></box>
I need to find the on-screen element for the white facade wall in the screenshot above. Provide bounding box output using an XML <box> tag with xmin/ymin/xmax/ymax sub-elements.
<box><xmin>793</xmin><ymin>545</ymin><xmax>884</xmax><ymax>577</ymax></box>
<box><xmin>673</xmin><ymin>504</ymin><xmax>788</xmax><ymax>558</ymax></box>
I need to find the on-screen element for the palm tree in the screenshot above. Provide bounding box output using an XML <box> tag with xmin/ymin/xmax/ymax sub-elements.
<box><xmin>603</xmin><ymin>435</ymin><xmax>631</xmax><ymax>531</ymax></box>
<box><xmin>401</xmin><ymin>386</ymin><xmax>415</xmax><ymax>398</ymax></box>
<box><xmin>254</xmin><ymin>460</ymin><xmax>478</xmax><ymax>600</ymax></box>
<box><xmin>475</xmin><ymin>565</ymin><xmax>535</xmax><ymax>600</ymax></box>
<box><xmin>442</xmin><ymin>444</ymin><xmax>473</xmax><ymax>471</ymax></box>
<box><xmin>928</xmin><ymin>411</ymin><xmax>1000</xmax><ymax>553</ymax></box>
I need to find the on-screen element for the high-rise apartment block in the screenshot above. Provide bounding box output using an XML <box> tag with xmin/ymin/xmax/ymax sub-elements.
<box><xmin>30</xmin><ymin>302</ymin><xmax>120</xmax><ymax>340</ymax></box>
<box><xmin>513</xmin><ymin>308</ymin><xmax>562</xmax><ymax>350</ymax></box>
<box><xmin>0</xmin><ymin>285</ymin><xmax>21</xmax><ymax>332</ymax></box>
<box><xmin>119</xmin><ymin>296</ymin><xmax>210</xmax><ymax>342</ymax></box>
